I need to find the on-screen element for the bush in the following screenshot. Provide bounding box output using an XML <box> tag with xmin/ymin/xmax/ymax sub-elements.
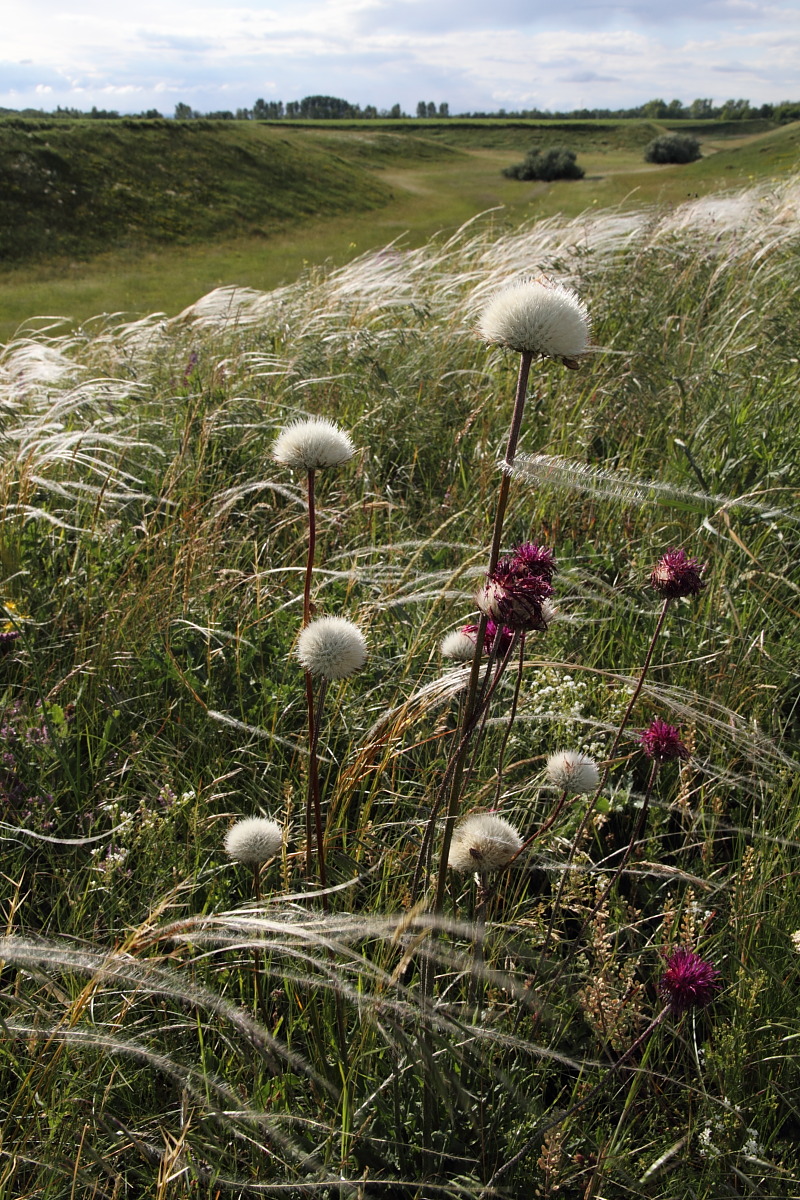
<box><xmin>644</xmin><ymin>133</ymin><xmax>702</xmax><ymax>164</ymax></box>
<box><xmin>502</xmin><ymin>145</ymin><xmax>584</xmax><ymax>181</ymax></box>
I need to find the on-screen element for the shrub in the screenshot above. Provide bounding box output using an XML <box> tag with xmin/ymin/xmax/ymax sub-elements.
<box><xmin>502</xmin><ymin>145</ymin><xmax>585</xmax><ymax>181</ymax></box>
<box><xmin>644</xmin><ymin>133</ymin><xmax>702</xmax><ymax>164</ymax></box>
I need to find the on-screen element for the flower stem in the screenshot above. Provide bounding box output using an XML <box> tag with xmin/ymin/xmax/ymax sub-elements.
<box><xmin>430</xmin><ymin>350</ymin><xmax>534</xmax><ymax>915</ymax></box>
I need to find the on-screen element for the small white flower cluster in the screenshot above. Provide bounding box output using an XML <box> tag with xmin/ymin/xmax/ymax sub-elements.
<box><xmin>224</xmin><ymin>817</ymin><xmax>284</xmax><ymax>865</ymax></box>
<box><xmin>448</xmin><ymin>814</ymin><xmax>523</xmax><ymax>873</ymax></box>
<box><xmin>526</xmin><ymin>668</ymin><xmax>592</xmax><ymax>745</ymax></box>
<box><xmin>477</xmin><ymin>277</ymin><xmax>591</xmax><ymax>364</ymax></box>
<box><xmin>272</xmin><ymin>417</ymin><xmax>355</xmax><ymax>472</ymax></box>
<box><xmin>296</xmin><ymin>616</ymin><xmax>367</xmax><ymax>680</ymax></box>
<box><xmin>791</xmin><ymin>929</ymin><xmax>800</xmax><ymax>954</ymax></box>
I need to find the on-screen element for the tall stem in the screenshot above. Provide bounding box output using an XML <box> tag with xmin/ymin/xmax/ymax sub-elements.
<box><xmin>306</xmin><ymin>678</ymin><xmax>329</xmax><ymax>905</ymax></box>
<box><xmin>432</xmin><ymin>350</ymin><xmax>534</xmax><ymax>917</ymax></box>
<box><xmin>303</xmin><ymin>468</ymin><xmax>318</xmax><ymax>877</ymax></box>
<box><xmin>304</xmin><ymin>469</ymin><xmax>316</xmax><ymax>627</ymax></box>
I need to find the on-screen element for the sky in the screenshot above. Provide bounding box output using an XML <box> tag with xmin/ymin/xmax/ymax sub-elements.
<box><xmin>3</xmin><ymin>0</ymin><xmax>800</xmax><ymax>115</ymax></box>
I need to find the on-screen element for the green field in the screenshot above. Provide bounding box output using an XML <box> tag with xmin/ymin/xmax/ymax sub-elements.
<box><xmin>0</xmin><ymin>120</ymin><xmax>799</xmax><ymax>1196</ymax></box>
<box><xmin>1</xmin><ymin>117</ymin><xmax>799</xmax><ymax>341</ymax></box>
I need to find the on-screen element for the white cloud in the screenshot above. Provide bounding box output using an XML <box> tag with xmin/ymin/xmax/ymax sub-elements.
<box><xmin>3</xmin><ymin>0</ymin><xmax>799</xmax><ymax>112</ymax></box>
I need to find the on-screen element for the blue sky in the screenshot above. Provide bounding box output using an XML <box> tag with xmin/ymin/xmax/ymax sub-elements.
<box><xmin>4</xmin><ymin>0</ymin><xmax>800</xmax><ymax>114</ymax></box>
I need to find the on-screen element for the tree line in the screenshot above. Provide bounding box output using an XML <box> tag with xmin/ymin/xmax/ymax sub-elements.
<box><xmin>2</xmin><ymin>95</ymin><xmax>800</xmax><ymax>124</ymax></box>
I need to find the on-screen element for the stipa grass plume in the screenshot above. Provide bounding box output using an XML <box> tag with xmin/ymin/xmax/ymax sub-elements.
<box><xmin>508</xmin><ymin>452</ymin><xmax>798</xmax><ymax>523</ymax></box>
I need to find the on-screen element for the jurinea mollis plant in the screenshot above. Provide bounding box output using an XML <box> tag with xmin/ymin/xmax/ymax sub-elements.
<box><xmin>272</xmin><ymin>417</ymin><xmax>355</xmax><ymax>472</ymax></box>
<box><xmin>295</xmin><ymin>616</ymin><xmax>367</xmax><ymax>680</ymax></box>
<box><xmin>224</xmin><ymin>817</ymin><xmax>284</xmax><ymax>865</ymax></box>
<box><xmin>448</xmin><ymin>814</ymin><xmax>523</xmax><ymax>872</ymax></box>
<box><xmin>477</xmin><ymin>276</ymin><xmax>591</xmax><ymax>365</ymax></box>
<box><xmin>546</xmin><ymin>749</ymin><xmax>601</xmax><ymax>794</ymax></box>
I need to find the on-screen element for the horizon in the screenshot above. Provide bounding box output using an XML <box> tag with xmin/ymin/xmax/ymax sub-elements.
<box><xmin>5</xmin><ymin>0</ymin><xmax>800</xmax><ymax>118</ymax></box>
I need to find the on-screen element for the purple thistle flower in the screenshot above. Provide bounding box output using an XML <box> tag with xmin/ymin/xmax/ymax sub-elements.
<box><xmin>461</xmin><ymin>620</ymin><xmax>516</xmax><ymax>656</ymax></box>
<box><xmin>638</xmin><ymin>718</ymin><xmax>689</xmax><ymax>762</ymax></box>
<box><xmin>650</xmin><ymin>548</ymin><xmax>706</xmax><ymax>599</ymax></box>
<box><xmin>658</xmin><ymin>947</ymin><xmax>720</xmax><ymax>1012</ymax></box>
<box><xmin>477</xmin><ymin>543</ymin><xmax>556</xmax><ymax>632</ymax></box>
<box><xmin>512</xmin><ymin>542</ymin><xmax>557</xmax><ymax>582</ymax></box>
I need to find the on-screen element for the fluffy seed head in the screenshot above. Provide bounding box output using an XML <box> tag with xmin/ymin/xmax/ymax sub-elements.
<box><xmin>296</xmin><ymin>616</ymin><xmax>367</xmax><ymax>680</ymax></box>
<box><xmin>658</xmin><ymin>947</ymin><xmax>720</xmax><ymax>1012</ymax></box>
<box><xmin>546</xmin><ymin>749</ymin><xmax>600</xmax><ymax>794</ymax></box>
<box><xmin>224</xmin><ymin>817</ymin><xmax>284</xmax><ymax>865</ymax></box>
<box><xmin>478</xmin><ymin>276</ymin><xmax>590</xmax><ymax>365</ymax></box>
<box><xmin>649</xmin><ymin>548</ymin><xmax>706</xmax><ymax>599</ymax></box>
<box><xmin>448</xmin><ymin>813</ymin><xmax>523</xmax><ymax>873</ymax></box>
<box><xmin>272</xmin><ymin>418</ymin><xmax>355</xmax><ymax>472</ymax></box>
<box><xmin>638</xmin><ymin>719</ymin><xmax>689</xmax><ymax>762</ymax></box>
<box><xmin>441</xmin><ymin>629</ymin><xmax>479</xmax><ymax>662</ymax></box>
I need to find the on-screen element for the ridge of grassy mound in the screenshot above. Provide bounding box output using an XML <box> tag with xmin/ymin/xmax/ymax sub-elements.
<box><xmin>0</xmin><ymin>118</ymin><xmax>393</xmax><ymax>264</ymax></box>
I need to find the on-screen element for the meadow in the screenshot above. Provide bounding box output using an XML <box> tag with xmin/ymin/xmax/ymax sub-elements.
<box><xmin>1</xmin><ymin>116</ymin><xmax>798</xmax><ymax>342</ymax></box>
<box><xmin>0</xmin><ymin>126</ymin><xmax>799</xmax><ymax>1198</ymax></box>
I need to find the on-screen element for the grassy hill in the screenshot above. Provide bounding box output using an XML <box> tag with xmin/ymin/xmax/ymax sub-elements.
<box><xmin>1</xmin><ymin>117</ymin><xmax>798</xmax><ymax>341</ymax></box>
<box><xmin>0</xmin><ymin>118</ymin><xmax>393</xmax><ymax>263</ymax></box>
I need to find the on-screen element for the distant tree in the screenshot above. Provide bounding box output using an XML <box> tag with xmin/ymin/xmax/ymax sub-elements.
<box><xmin>389</xmin><ymin>103</ymin><xmax>402</xmax><ymax>119</ymax></box>
<box><xmin>297</xmin><ymin>95</ymin><xmax>358</xmax><ymax>118</ymax></box>
<box><xmin>644</xmin><ymin>133</ymin><xmax>702</xmax><ymax>163</ymax></box>
<box><xmin>363</xmin><ymin>105</ymin><xmax>378</xmax><ymax>118</ymax></box>
<box><xmin>142</xmin><ymin>109</ymin><xmax>163</xmax><ymax>120</ymax></box>
<box><xmin>174</xmin><ymin>102</ymin><xmax>193</xmax><ymax>120</ymax></box>
<box><xmin>689</xmin><ymin>98</ymin><xmax>714</xmax><ymax>119</ymax></box>
<box><xmin>666</xmin><ymin>98</ymin><xmax>686</xmax><ymax>119</ymax></box>
<box><xmin>502</xmin><ymin>146</ymin><xmax>584</xmax><ymax>181</ymax></box>
<box><xmin>416</xmin><ymin>101</ymin><xmax>427</xmax><ymax>118</ymax></box>
<box><xmin>719</xmin><ymin>98</ymin><xmax>751</xmax><ymax>120</ymax></box>
<box><xmin>206</xmin><ymin>110</ymin><xmax>235</xmax><ymax>120</ymax></box>
<box><xmin>285</xmin><ymin>101</ymin><xmax>300</xmax><ymax>117</ymax></box>
<box><xmin>641</xmin><ymin>98</ymin><xmax>668</xmax><ymax>119</ymax></box>
<box><xmin>426</xmin><ymin>101</ymin><xmax>436</xmax><ymax>117</ymax></box>
<box><xmin>236</xmin><ymin>108</ymin><xmax>251</xmax><ymax>120</ymax></box>
<box><xmin>438</xmin><ymin>102</ymin><xmax>449</xmax><ymax>117</ymax></box>
<box><xmin>253</xmin><ymin>98</ymin><xmax>268</xmax><ymax>119</ymax></box>
<box><xmin>774</xmin><ymin>100</ymin><xmax>800</xmax><ymax>122</ymax></box>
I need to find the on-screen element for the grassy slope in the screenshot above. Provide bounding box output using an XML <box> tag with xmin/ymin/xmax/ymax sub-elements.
<box><xmin>1</xmin><ymin>119</ymin><xmax>798</xmax><ymax>341</ymax></box>
<box><xmin>0</xmin><ymin>118</ymin><xmax>392</xmax><ymax>262</ymax></box>
<box><xmin>0</xmin><ymin>179</ymin><xmax>798</xmax><ymax>1197</ymax></box>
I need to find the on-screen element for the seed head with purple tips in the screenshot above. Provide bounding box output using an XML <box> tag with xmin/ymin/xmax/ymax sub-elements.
<box><xmin>477</xmin><ymin>543</ymin><xmax>556</xmax><ymax>633</ymax></box>
<box><xmin>659</xmin><ymin>947</ymin><xmax>720</xmax><ymax>1012</ymax></box>
<box><xmin>638</xmin><ymin>719</ymin><xmax>689</xmax><ymax>762</ymax></box>
<box><xmin>650</xmin><ymin>549</ymin><xmax>706</xmax><ymax>599</ymax></box>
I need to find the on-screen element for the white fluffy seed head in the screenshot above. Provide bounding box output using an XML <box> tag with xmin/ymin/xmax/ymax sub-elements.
<box><xmin>448</xmin><ymin>814</ymin><xmax>523</xmax><ymax>873</ymax></box>
<box><xmin>272</xmin><ymin>418</ymin><xmax>355</xmax><ymax>471</ymax></box>
<box><xmin>440</xmin><ymin>629</ymin><xmax>477</xmax><ymax>662</ymax></box>
<box><xmin>296</xmin><ymin>616</ymin><xmax>367</xmax><ymax>680</ymax></box>
<box><xmin>546</xmin><ymin>749</ymin><xmax>600</xmax><ymax>794</ymax></box>
<box><xmin>224</xmin><ymin>817</ymin><xmax>284</xmax><ymax>865</ymax></box>
<box><xmin>477</xmin><ymin>277</ymin><xmax>590</xmax><ymax>363</ymax></box>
